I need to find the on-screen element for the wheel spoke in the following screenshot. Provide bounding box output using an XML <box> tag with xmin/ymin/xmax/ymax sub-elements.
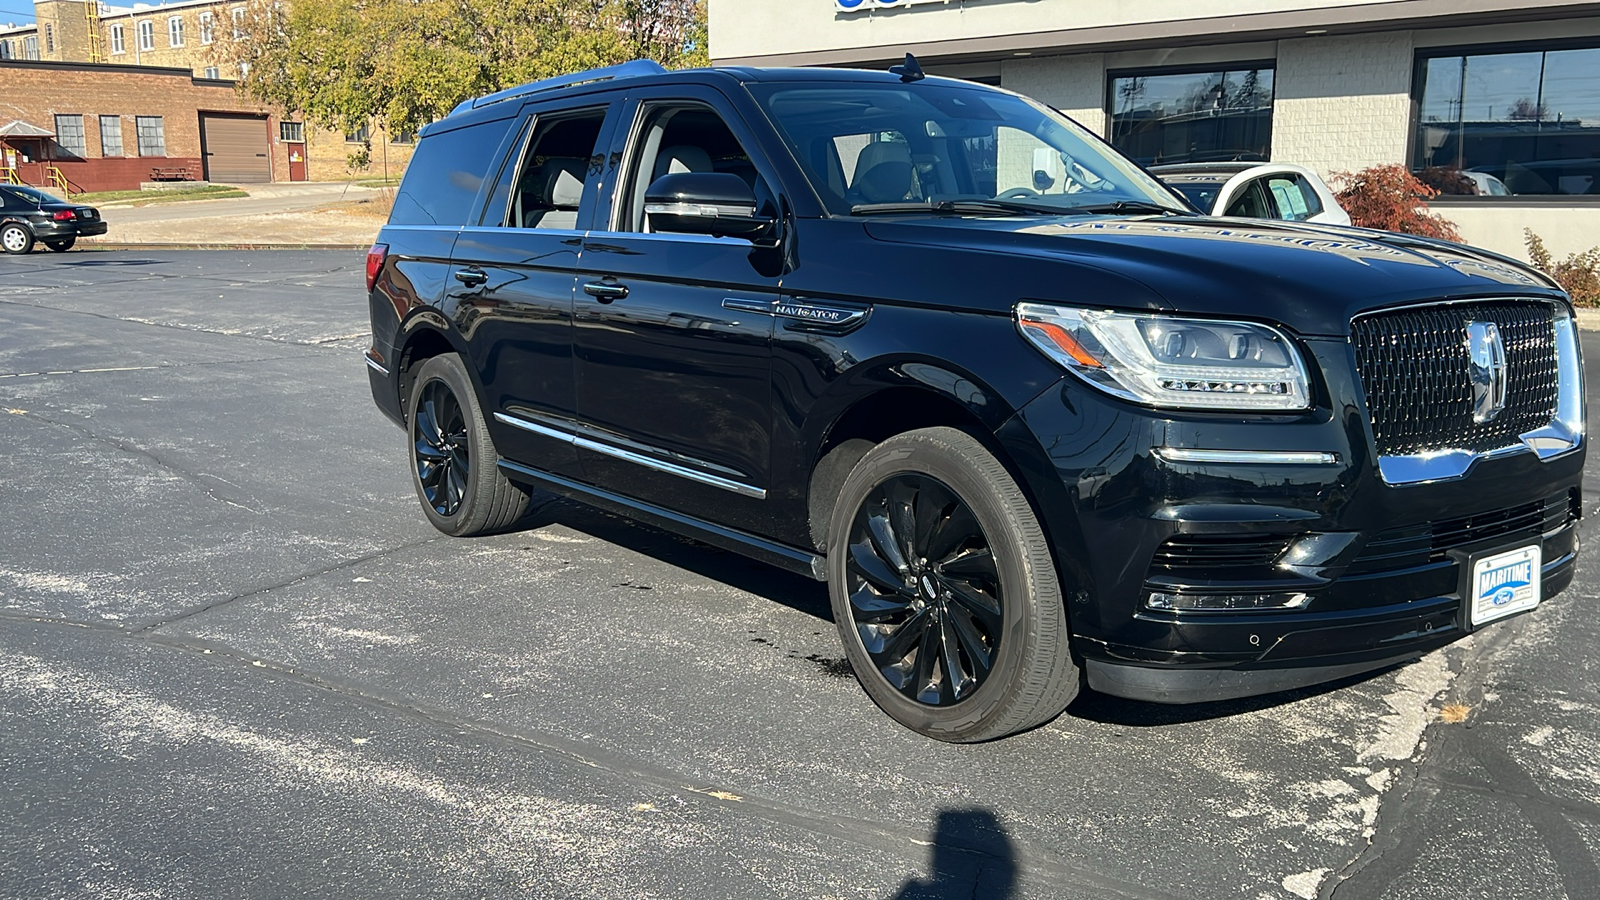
<box><xmin>945</xmin><ymin>578</ymin><xmax>1003</xmax><ymax>634</ymax></box>
<box><xmin>869</xmin><ymin>606</ymin><xmax>932</xmax><ymax>666</ymax></box>
<box><xmin>909</xmin><ymin>623</ymin><xmax>941</xmax><ymax>704</ymax></box>
<box><xmin>939</xmin><ymin>546</ymin><xmax>996</xmax><ymax>579</ymax></box>
<box><xmin>927</xmin><ymin>503</ymin><xmax>981</xmax><ymax>565</ymax></box>
<box><xmin>849</xmin><ymin>540</ymin><xmax>907</xmax><ymax>594</ymax></box>
<box><xmin>912</xmin><ymin>479</ymin><xmax>953</xmax><ymax>558</ymax></box>
<box><xmin>850</xmin><ymin>584</ymin><xmax>913</xmax><ymax>623</ymax></box>
<box><xmin>415</xmin><ymin>438</ymin><xmax>447</xmax><ymax>461</ymax></box>
<box><xmin>445</xmin><ymin>464</ymin><xmax>466</xmax><ymax>512</ymax></box>
<box><xmin>865</xmin><ymin>512</ymin><xmax>910</xmax><ymax>575</ymax></box>
<box><xmin>417</xmin><ymin>398</ymin><xmax>444</xmax><ymax>448</ymax></box>
<box><xmin>946</xmin><ymin>603</ymin><xmax>993</xmax><ymax>678</ymax></box>
<box><xmin>886</xmin><ymin>479</ymin><xmax>918</xmax><ymax>563</ymax></box>
<box><xmin>417</xmin><ymin>458</ymin><xmax>443</xmax><ymax>490</ymax></box>
<box><xmin>938</xmin><ymin>615</ymin><xmax>975</xmax><ymax>702</ymax></box>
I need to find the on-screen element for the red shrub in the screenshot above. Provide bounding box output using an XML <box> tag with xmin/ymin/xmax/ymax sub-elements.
<box><xmin>1332</xmin><ymin>164</ymin><xmax>1462</xmax><ymax>241</ymax></box>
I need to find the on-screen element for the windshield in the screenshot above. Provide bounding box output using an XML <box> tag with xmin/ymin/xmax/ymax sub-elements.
<box><xmin>746</xmin><ymin>80</ymin><xmax>1189</xmax><ymax>216</ymax></box>
<box><xmin>1162</xmin><ymin>178</ymin><xmax>1228</xmax><ymax>211</ymax></box>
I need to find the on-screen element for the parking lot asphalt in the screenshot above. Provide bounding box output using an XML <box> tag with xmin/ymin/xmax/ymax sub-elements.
<box><xmin>1</xmin><ymin>249</ymin><xmax>1597</xmax><ymax>900</ymax></box>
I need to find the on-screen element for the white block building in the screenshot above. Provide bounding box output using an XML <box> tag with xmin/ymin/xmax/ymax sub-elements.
<box><xmin>709</xmin><ymin>0</ymin><xmax>1600</xmax><ymax>261</ymax></box>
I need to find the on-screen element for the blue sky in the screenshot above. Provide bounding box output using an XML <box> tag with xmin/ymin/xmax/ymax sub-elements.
<box><xmin>1</xmin><ymin>2</ymin><xmax>34</xmax><ymax>25</ymax></box>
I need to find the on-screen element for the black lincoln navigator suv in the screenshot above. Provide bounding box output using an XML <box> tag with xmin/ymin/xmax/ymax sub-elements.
<box><xmin>364</xmin><ymin>60</ymin><xmax>1584</xmax><ymax>742</ymax></box>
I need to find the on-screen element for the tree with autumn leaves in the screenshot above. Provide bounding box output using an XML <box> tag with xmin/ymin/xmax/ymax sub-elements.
<box><xmin>226</xmin><ymin>0</ymin><xmax>706</xmax><ymax>166</ymax></box>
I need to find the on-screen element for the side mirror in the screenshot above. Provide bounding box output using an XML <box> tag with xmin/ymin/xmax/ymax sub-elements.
<box><xmin>644</xmin><ymin>172</ymin><xmax>776</xmax><ymax>241</ymax></box>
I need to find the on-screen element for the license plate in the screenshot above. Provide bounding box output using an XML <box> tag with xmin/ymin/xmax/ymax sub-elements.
<box><xmin>1469</xmin><ymin>544</ymin><xmax>1541</xmax><ymax>626</ymax></box>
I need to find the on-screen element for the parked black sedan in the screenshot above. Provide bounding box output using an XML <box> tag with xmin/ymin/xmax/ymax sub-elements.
<box><xmin>0</xmin><ymin>184</ymin><xmax>107</xmax><ymax>254</ymax></box>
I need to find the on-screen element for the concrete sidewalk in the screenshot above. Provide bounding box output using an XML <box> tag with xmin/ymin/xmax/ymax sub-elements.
<box><xmin>81</xmin><ymin>181</ymin><xmax>385</xmax><ymax>248</ymax></box>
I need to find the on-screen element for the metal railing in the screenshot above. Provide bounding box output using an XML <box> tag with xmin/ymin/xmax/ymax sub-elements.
<box><xmin>0</xmin><ymin>167</ymin><xmax>19</xmax><ymax>185</ymax></box>
<box><xmin>46</xmin><ymin>165</ymin><xmax>69</xmax><ymax>195</ymax></box>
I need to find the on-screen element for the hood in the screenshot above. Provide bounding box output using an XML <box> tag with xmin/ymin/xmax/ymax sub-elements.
<box><xmin>861</xmin><ymin>215</ymin><xmax>1562</xmax><ymax>336</ymax></box>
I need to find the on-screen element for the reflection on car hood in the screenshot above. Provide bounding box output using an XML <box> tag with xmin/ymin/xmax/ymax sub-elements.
<box><xmin>861</xmin><ymin>214</ymin><xmax>1560</xmax><ymax>336</ymax></box>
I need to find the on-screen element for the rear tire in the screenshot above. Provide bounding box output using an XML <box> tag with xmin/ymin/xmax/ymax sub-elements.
<box><xmin>406</xmin><ymin>354</ymin><xmax>531</xmax><ymax>536</ymax></box>
<box><xmin>827</xmin><ymin>427</ymin><xmax>1079</xmax><ymax>742</ymax></box>
<box><xmin>45</xmin><ymin>238</ymin><xmax>75</xmax><ymax>252</ymax></box>
<box><xmin>0</xmin><ymin>223</ymin><xmax>33</xmax><ymax>255</ymax></box>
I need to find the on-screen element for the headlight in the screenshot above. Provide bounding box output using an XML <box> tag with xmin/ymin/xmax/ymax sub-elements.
<box><xmin>1015</xmin><ymin>303</ymin><xmax>1312</xmax><ymax>411</ymax></box>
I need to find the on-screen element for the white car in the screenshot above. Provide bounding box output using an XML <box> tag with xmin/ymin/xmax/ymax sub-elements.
<box><xmin>1150</xmin><ymin>162</ymin><xmax>1351</xmax><ymax>226</ymax></box>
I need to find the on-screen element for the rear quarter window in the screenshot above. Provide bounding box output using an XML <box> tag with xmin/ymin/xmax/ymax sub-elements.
<box><xmin>390</xmin><ymin>117</ymin><xmax>514</xmax><ymax>226</ymax></box>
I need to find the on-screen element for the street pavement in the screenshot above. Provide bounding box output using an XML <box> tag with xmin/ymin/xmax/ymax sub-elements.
<box><xmin>0</xmin><ymin>249</ymin><xmax>1597</xmax><ymax>899</ymax></box>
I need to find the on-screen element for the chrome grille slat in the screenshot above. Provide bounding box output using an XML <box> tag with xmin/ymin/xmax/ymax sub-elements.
<box><xmin>1351</xmin><ymin>301</ymin><xmax>1558</xmax><ymax>457</ymax></box>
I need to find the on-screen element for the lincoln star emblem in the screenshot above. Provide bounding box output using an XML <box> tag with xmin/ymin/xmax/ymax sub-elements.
<box><xmin>1466</xmin><ymin>320</ymin><xmax>1508</xmax><ymax>423</ymax></box>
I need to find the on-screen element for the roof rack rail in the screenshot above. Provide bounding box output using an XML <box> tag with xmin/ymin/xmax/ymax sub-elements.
<box><xmin>450</xmin><ymin>60</ymin><xmax>668</xmax><ymax>116</ymax></box>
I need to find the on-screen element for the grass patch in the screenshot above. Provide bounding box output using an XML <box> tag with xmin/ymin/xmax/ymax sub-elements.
<box><xmin>72</xmin><ymin>185</ymin><xmax>248</xmax><ymax>205</ymax></box>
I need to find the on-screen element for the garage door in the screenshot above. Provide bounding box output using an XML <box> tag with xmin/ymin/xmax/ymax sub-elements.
<box><xmin>200</xmin><ymin>114</ymin><xmax>271</xmax><ymax>184</ymax></box>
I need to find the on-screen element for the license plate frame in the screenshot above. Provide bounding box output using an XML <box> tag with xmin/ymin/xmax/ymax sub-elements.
<box><xmin>1463</xmin><ymin>544</ymin><xmax>1542</xmax><ymax>629</ymax></box>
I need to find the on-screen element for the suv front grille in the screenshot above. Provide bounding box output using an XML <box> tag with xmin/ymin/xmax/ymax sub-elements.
<box><xmin>1350</xmin><ymin>301</ymin><xmax>1558</xmax><ymax>457</ymax></box>
<box><xmin>1150</xmin><ymin>535</ymin><xmax>1292</xmax><ymax>572</ymax></box>
<box><xmin>1347</xmin><ymin>489</ymin><xmax>1577</xmax><ymax>575</ymax></box>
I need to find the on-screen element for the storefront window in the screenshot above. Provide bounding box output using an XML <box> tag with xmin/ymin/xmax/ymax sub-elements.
<box><xmin>1414</xmin><ymin>44</ymin><xmax>1600</xmax><ymax>196</ymax></box>
<box><xmin>1107</xmin><ymin>65</ymin><xmax>1275</xmax><ymax>165</ymax></box>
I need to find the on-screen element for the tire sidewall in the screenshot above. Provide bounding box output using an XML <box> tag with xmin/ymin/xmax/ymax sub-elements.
<box><xmin>1</xmin><ymin>224</ymin><xmax>32</xmax><ymax>255</ymax></box>
<box><xmin>407</xmin><ymin>354</ymin><xmax>494</xmax><ymax>536</ymax></box>
<box><xmin>827</xmin><ymin>429</ymin><xmax>1061</xmax><ymax>740</ymax></box>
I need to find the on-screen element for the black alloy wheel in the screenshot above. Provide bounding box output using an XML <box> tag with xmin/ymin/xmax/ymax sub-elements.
<box><xmin>827</xmin><ymin>427</ymin><xmax>1079</xmax><ymax>742</ymax></box>
<box><xmin>412</xmin><ymin>378</ymin><xmax>470</xmax><ymax>517</ymax></box>
<box><xmin>404</xmin><ymin>353</ymin><xmax>532</xmax><ymax>536</ymax></box>
<box><xmin>846</xmin><ymin>473</ymin><xmax>1003</xmax><ymax>706</ymax></box>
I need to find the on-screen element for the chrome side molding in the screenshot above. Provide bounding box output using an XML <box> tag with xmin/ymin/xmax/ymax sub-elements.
<box><xmin>492</xmin><ymin>412</ymin><xmax>766</xmax><ymax>499</ymax></box>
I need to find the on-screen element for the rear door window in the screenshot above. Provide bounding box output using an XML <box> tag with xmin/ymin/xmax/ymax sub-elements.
<box><xmin>1263</xmin><ymin>174</ymin><xmax>1322</xmax><ymax>221</ymax></box>
<box><xmin>389</xmin><ymin>115</ymin><xmax>516</xmax><ymax>227</ymax></box>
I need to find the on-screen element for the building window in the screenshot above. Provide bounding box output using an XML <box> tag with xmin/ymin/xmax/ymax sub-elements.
<box><xmin>199</xmin><ymin>11</ymin><xmax>214</xmax><ymax>44</ymax></box>
<box><xmin>1414</xmin><ymin>43</ymin><xmax>1600</xmax><ymax>196</ymax></box>
<box><xmin>231</xmin><ymin>7</ymin><xmax>245</xmax><ymax>39</ymax></box>
<box><xmin>168</xmin><ymin>16</ymin><xmax>183</xmax><ymax>47</ymax></box>
<box><xmin>44</xmin><ymin>23</ymin><xmax>52</xmax><ymax>52</ymax></box>
<box><xmin>138</xmin><ymin>20</ymin><xmax>154</xmax><ymax>51</ymax></box>
<box><xmin>391</xmin><ymin>130</ymin><xmax>416</xmax><ymax>144</ymax></box>
<box><xmin>279</xmin><ymin>121</ymin><xmax>304</xmax><ymax>143</ymax></box>
<box><xmin>203</xmin><ymin>66</ymin><xmax>219</xmax><ymax>79</ymax></box>
<box><xmin>24</xmin><ymin>34</ymin><xmax>37</xmax><ymax>59</ymax></box>
<box><xmin>1107</xmin><ymin>64</ymin><xmax>1276</xmax><ymax>166</ymax></box>
<box><xmin>345</xmin><ymin>124</ymin><xmax>370</xmax><ymax>143</ymax></box>
<box><xmin>0</xmin><ymin>39</ymin><xmax>11</xmax><ymax>60</ymax></box>
<box><xmin>55</xmin><ymin>115</ymin><xmax>86</xmax><ymax>157</ymax></box>
<box><xmin>109</xmin><ymin>23</ymin><xmax>124</xmax><ymax>54</ymax></box>
<box><xmin>136</xmin><ymin>116</ymin><xmax>166</xmax><ymax>157</ymax></box>
<box><xmin>100</xmin><ymin>116</ymin><xmax>123</xmax><ymax>157</ymax></box>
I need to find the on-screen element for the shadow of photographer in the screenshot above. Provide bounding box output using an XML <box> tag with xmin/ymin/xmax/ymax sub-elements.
<box><xmin>889</xmin><ymin>808</ymin><xmax>1017</xmax><ymax>899</ymax></box>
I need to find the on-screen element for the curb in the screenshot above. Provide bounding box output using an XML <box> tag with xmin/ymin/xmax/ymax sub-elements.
<box><xmin>77</xmin><ymin>242</ymin><xmax>369</xmax><ymax>252</ymax></box>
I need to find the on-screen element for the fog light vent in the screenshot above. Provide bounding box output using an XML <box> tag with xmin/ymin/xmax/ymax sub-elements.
<box><xmin>1146</xmin><ymin>591</ymin><xmax>1310</xmax><ymax>612</ymax></box>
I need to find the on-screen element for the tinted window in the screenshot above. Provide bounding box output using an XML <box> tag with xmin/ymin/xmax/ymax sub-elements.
<box><xmin>1224</xmin><ymin>181</ymin><xmax>1272</xmax><ymax>218</ymax></box>
<box><xmin>1109</xmin><ymin>66</ymin><xmax>1275</xmax><ymax>166</ymax></box>
<box><xmin>1162</xmin><ymin>177</ymin><xmax>1227</xmax><ymax>212</ymax></box>
<box><xmin>1414</xmin><ymin>44</ymin><xmax>1600</xmax><ymax>195</ymax></box>
<box><xmin>615</xmin><ymin>102</ymin><xmax>772</xmax><ymax>232</ymax></box>
<box><xmin>502</xmin><ymin>110</ymin><xmax>606</xmax><ymax>230</ymax></box>
<box><xmin>390</xmin><ymin>117</ymin><xmax>515</xmax><ymax>226</ymax></box>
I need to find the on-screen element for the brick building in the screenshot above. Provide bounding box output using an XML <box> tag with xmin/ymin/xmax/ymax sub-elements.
<box><xmin>709</xmin><ymin>0</ymin><xmax>1600</xmax><ymax>262</ymax></box>
<box><xmin>1</xmin><ymin>58</ymin><xmax>298</xmax><ymax>191</ymax></box>
<box><xmin>1</xmin><ymin>0</ymin><xmax>414</xmax><ymax>185</ymax></box>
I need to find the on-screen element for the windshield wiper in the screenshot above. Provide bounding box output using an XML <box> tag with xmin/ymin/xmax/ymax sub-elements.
<box><xmin>849</xmin><ymin>198</ymin><xmax>1062</xmax><ymax>217</ymax></box>
<box><xmin>1070</xmin><ymin>200</ymin><xmax>1193</xmax><ymax>217</ymax></box>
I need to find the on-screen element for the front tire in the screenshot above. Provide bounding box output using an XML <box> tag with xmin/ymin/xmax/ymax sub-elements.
<box><xmin>0</xmin><ymin>223</ymin><xmax>33</xmax><ymax>255</ymax></box>
<box><xmin>45</xmin><ymin>238</ymin><xmax>76</xmax><ymax>252</ymax></box>
<box><xmin>406</xmin><ymin>354</ymin><xmax>531</xmax><ymax>536</ymax></box>
<box><xmin>827</xmin><ymin>427</ymin><xmax>1079</xmax><ymax>742</ymax></box>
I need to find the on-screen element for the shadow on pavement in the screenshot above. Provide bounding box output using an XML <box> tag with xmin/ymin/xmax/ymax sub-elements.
<box><xmin>510</xmin><ymin>496</ymin><xmax>834</xmax><ymax>622</ymax></box>
<box><xmin>888</xmin><ymin>808</ymin><xmax>1017</xmax><ymax>899</ymax></box>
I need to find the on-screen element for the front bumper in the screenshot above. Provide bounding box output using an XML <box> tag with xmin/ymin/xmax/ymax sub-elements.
<box><xmin>1005</xmin><ymin>332</ymin><xmax>1585</xmax><ymax>704</ymax></box>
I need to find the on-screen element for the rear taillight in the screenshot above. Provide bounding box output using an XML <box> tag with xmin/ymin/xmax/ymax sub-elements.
<box><xmin>52</xmin><ymin>210</ymin><xmax>76</xmax><ymax>221</ymax></box>
<box><xmin>366</xmin><ymin>243</ymin><xmax>388</xmax><ymax>293</ymax></box>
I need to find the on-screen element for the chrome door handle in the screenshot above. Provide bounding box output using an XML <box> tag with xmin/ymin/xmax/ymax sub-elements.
<box><xmin>454</xmin><ymin>268</ymin><xmax>487</xmax><ymax>287</ymax></box>
<box><xmin>583</xmin><ymin>280</ymin><xmax>629</xmax><ymax>303</ymax></box>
